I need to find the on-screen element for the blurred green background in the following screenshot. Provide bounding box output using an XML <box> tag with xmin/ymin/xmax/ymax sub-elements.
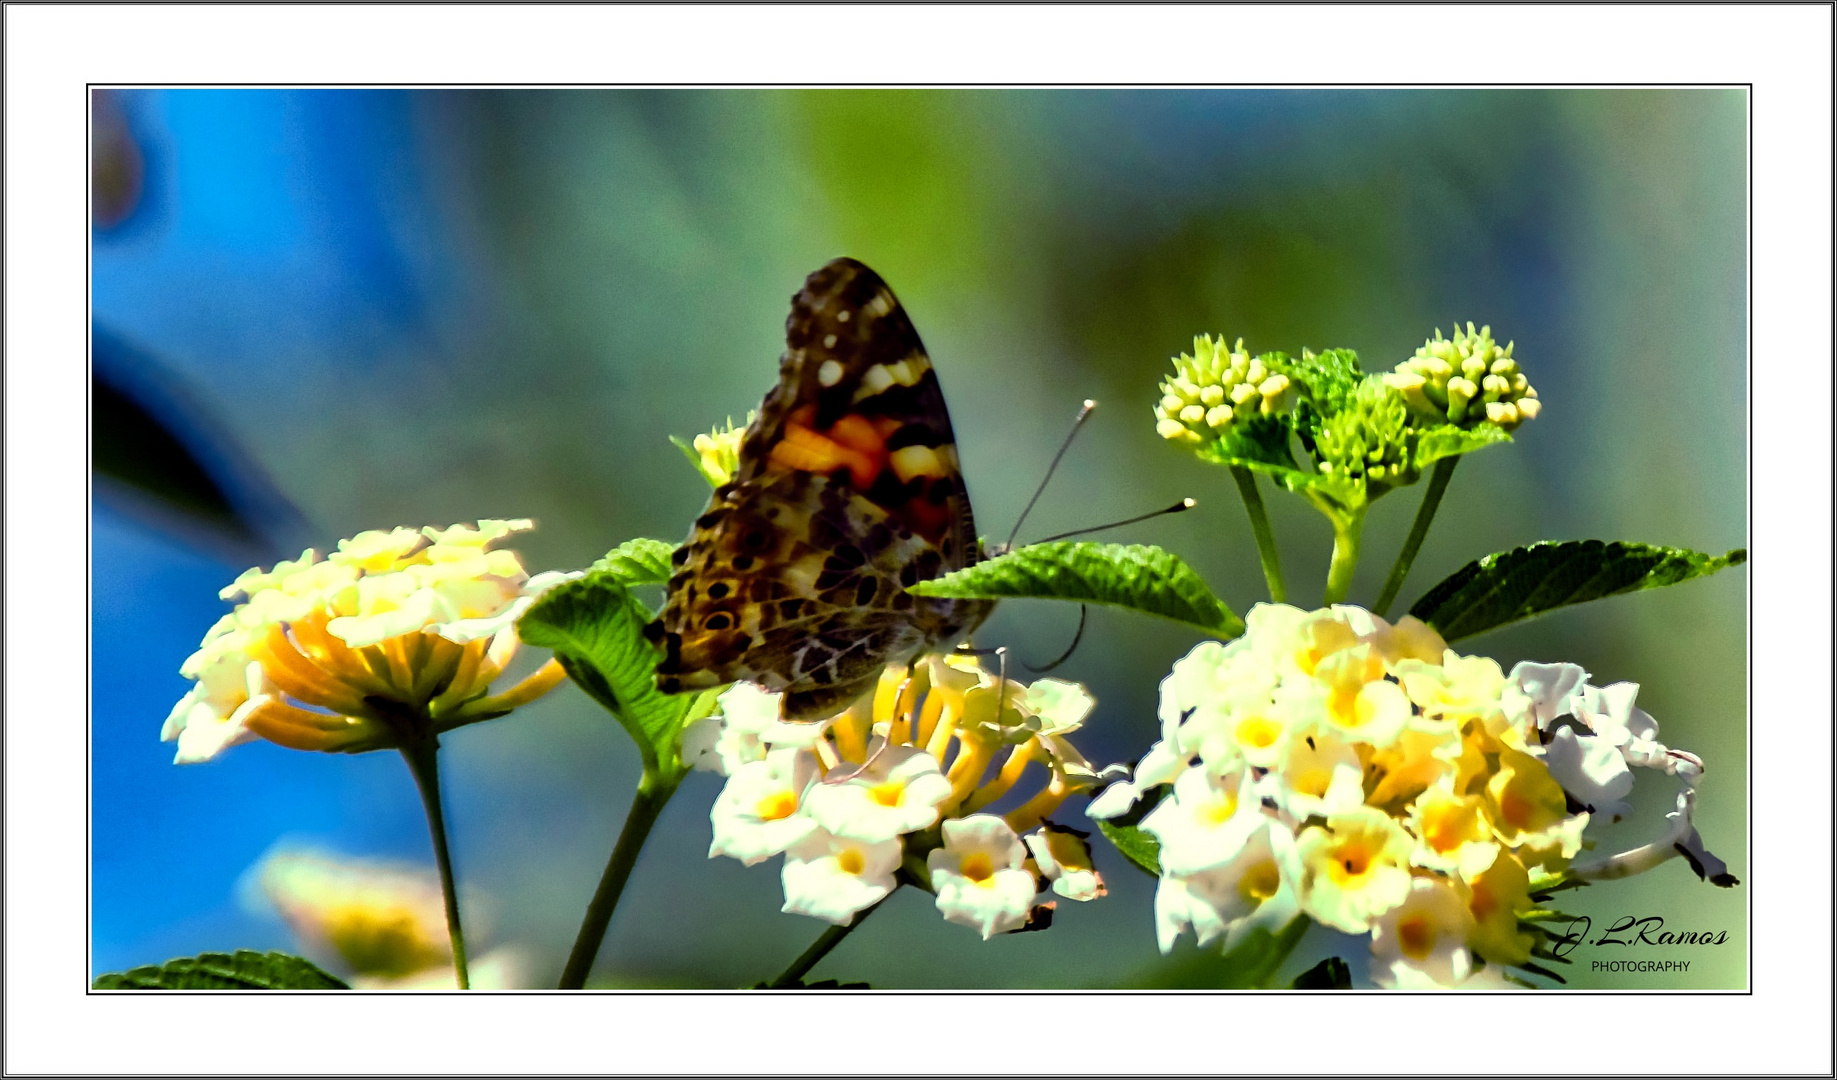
<box><xmin>92</xmin><ymin>88</ymin><xmax>1746</xmax><ymax>989</ymax></box>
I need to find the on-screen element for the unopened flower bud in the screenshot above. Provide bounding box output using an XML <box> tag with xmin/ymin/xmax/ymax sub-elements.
<box><xmin>1389</xmin><ymin>322</ymin><xmax>1538</xmax><ymax>431</ymax></box>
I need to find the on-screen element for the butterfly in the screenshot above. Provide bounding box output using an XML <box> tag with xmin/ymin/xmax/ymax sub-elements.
<box><xmin>646</xmin><ymin>258</ymin><xmax>994</xmax><ymax>721</ymax></box>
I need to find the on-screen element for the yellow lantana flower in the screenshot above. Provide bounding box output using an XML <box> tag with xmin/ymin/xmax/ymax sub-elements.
<box><xmin>162</xmin><ymin>520</ymin><xmax>570</xmax><ymax>763</ymax></box>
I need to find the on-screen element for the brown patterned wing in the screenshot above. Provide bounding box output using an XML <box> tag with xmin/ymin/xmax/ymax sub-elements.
<box><xmin>648</xmin><ymin>258</ymin><xmax>993</xmax><ymax>720</ymax></box>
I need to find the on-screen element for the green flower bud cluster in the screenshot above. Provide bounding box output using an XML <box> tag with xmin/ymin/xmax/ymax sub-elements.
<box><xmin>1155</xmin><ymin>335</ymin><xmax>1297</xmax><ymax>447</ymax></box>
<box><xmin>1384</xmin><ymin>322</ymin><xmax>1540</xmax><ymax>431</ymax></box>
<box><xmin>1313</xmin><ymin>377</ymin><xmax>1420</xmax><ymax>492</ymax></box>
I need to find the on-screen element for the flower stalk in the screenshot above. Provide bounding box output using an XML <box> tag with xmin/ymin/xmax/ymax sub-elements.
<box><xmin>1230</xmin><ymin>465</ymin><xmax>1286</xmax><ymax>603</ymax></box>
<box><xmin>1323</xmin><ymin>507</ymin><xmax>1366</xmax><ymax>606</ymax></box>
<box><xmin>1373</xmin><ymin>456</ymin><xmax>1459</xmax><ymax>617</ymax></box>
<box><xmin>558</xmin><ymin>767</ymin><xmax>682</xmax><ymax>989</ymax></box>
<box><xmin>766</xmin><ymin>891</ymin><xmax>894</xmax><ymax>988</ymax></box>
<box><xmin>400</xmin><ymin>736</ymin><xmax>470</xmax><ymax>989</ymax></box>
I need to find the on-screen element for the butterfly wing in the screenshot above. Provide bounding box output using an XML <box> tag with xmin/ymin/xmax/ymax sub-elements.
<box><xmin>649</xmin><ymin>258</ymin><xmax>992</xmax><ymax>719</ymax></box>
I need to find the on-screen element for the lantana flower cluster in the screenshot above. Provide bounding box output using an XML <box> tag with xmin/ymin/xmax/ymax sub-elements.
<box><xmin>1154</xmin><ymin>334</ymin><xmax>1297</xmax><ymax>447</ymax></box>
<box><xmin>682</xmin><ymin>655</ymin><xmax>1109</xmax><ymax>938</ymax></box>
<box><xmin>162</xmin><ymin>520</ymin><xmax>571</xmax><ymax>763</ymax></box>
<box><xmin>1384</xmin><ymin>322</ymin><xmax>1540</xmax><ymax>431</ymax></box>
<box><xmin>1089</xmin><ymin>603</ymin><xmax>1730</xmax><ymax>988</ymax></box>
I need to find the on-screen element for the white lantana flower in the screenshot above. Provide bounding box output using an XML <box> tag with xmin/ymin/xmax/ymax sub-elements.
<box><xmin>1093</xmin><ymin>601</ymin><xmax>1735</xmax><ymax>987</ymax></box>
<box><xmin>700</xmin><ymin>656</ymin><xmax>1108</xmax><ymax>938</ymax></box>
<box><xmin>1160</xmin><ymin>819</ymin><xmax>1303</xmax><ymax>954</ymax></box>
<box><xmin>929</xmin><ymin>815</ymin><xmax>1040</xmax><ymax>939</ymax></box>
<box><xmin>1370</xmin><ymin>876</ymin><xmax>1477</xmax><ymax>988</ymax></box>
<box><xmin>1271</xmin><ymin>729</ymin><xmax>1366</xmax><ymax>821</ymax></box>
<box><xmin>1024</xmin><ymin>824</ymin><xmax>1106</xmax><ymax>902</ymax></box>
<box><xmin>780</xmin><ymin>830</ymin><xmax>901</xmax><ymax>925</ymax></box>
<box><xmin>686</xmin><ymin>682</ymin><xmax>832</xmax><ymax>777</ymax></box>
<box><xmin>802</xmin><ymin>740</ymin><xmax>953</xmax><ymax>843</ymax></box>
<box><xmin>1295</xmin><ymin>806</ymin><xmax>1416</xmax><ymax>934</ymax></box>
<box><xmin>708</xmin><ymin>748</ymin><xmax>821</xmax><ymax>865</ymax></box>
<box><xmin>1141</xmin><ymin>767</ymin><xmax>1263</xmax><ymax>876</ymax></box>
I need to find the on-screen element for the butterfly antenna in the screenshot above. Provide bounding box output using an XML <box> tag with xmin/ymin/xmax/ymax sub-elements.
<box><xmin>1004</xmin><ymin>400</ymin><xmax>1097</xmax><ymax>553</ymax></box>
<box><xmin>1023</xmin><ymin>604</ymin><xmax>1087</xmax><ymax>674</ymax></box>
<box><xmin>994</xmin><ymin>645</ymin><xmax>1010</xmax><ymax>723</ymax></box>
<box><xmin>1030</xmin><ymin>498</ymin><xmax>1197</xmax><ymax>545</ymax></box>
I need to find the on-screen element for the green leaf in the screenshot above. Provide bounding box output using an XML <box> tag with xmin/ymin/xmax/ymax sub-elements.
<box><xmin>1409</xmin><ymin>540</ymin><xmax>1747</xmax><ymax>642</ymax></box>
<box><xmin>1288</xmin><ymin>956</ymin><xmax>1352</xmax><ymax>989</ymax></box>
<box><xmin>1414</xmin><ymin>421</ymin><xmax>1512</xmax><ymax>468</ymax></box>
<box><xmin>670</xmin><ymin>434</ymin><xmax>730</xmax><ymax>489</ymax></box>
<box><xmin>909</xmin><ymin>542</ymin><xmax>1242</xmax><ymax>638</ymax></box>
<box><xmin>1192</xmin><ymin>411</ymin><xmax>1303</xmax><ymax>475</ymax></box>
<box><xmin>92</xmin><ymin>950</ymin><xmax>348</xmax><ymax>990</ymax></box>
<box><xmin>519</xmin><ymin>567</ymin><xmax>709</xmax><ymax>775</ymax></box>
<box><xmin>1096</xmin><ymin>819</ymin><xmax>1162</xmax><ymax>878</ymax></box>
<box><xmin>1284</xmin><ymin>347</ymin><xmax>1364</xmax><ymax>421</ymax></box>
<box><xmin>590</xmin><ymin>537</ymin><xmax>677</xmax><ymax>587</ymax></box>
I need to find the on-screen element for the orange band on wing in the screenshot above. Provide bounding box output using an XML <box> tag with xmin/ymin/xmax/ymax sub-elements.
<box><xmin>771</xmin><ymin>418</ymin><xmax>885</xmax><ymax>491</ymax></box>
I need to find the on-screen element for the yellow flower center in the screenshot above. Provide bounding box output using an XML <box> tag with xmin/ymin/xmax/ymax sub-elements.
<box><xmin>1397</xmin><ymin>913</ymin><xmax>1436</xmax><ymax>960</ymax></box>
<box><xmin>1497</xmin><ymin>785</ymin><xmax>1534</xmax><ymax>831</ymax></box>
<box><xmin>836</xmin><ymin>848</ymin><xmax>865</xmax><ymax>875</ymax></box>
<box><xmin>960</xmin><ymin>851</ymin><xmax>996</xmax><ymax>884</ymax></box>
<box><xmin>870</xmin><ymin>780</ymin><xmax>905</xmax><ymax>808</ymax></box>
<box><xmin>1237</xmin><ymin>859</ymin><xmax>1281</xmax><ymax>903</ymax></box>
<box><xmin>1423</xmin><ymin>805</ymin><xmax>1466</xmax><ymax>854</ymax></box>
<box><xmin>755</xmin><ymin>790</ymin><xmax>798</xmax><ymax>821</ymax></box>
<box><xmin>325</xmin><ymin>904</ymin><xmax>442</xmax><ymax>977</ymax></box>
<box><xmin>1201</xmin><ymin>789</ymin><xmax>1240</xmax><ymax>826</ymax></box>
<box><xmin>1327</xmin><ymin>841</ymin><xmax>1376</xmax><ymax>886</ymax></box>
<box><xmin>1236</xmin><ymin>715</ymin><xmax>1282</xmax><ymax>750</ymax></box>
<box><xmin>1293</xmin><ymin>766</ymin><xmax>1332</xmax><ymax>799</ymax></box>
<box><xmin>1469</xmin><ymin>879</ymin><xmax>1499</xmax><ymax>922</ymax></box>
<box><xmin>1329</xmin><ymin>687</ymin><xmax>1362</xmax><ymax>728</ymax></box>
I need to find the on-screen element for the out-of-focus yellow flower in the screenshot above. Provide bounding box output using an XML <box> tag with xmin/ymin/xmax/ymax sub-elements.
<box><xmin>254</xmin><ymin>846</ymin><xmax>525</xmax><ymax>988</ymax></box>
<box><xmin>161</xmin><ymin>520</ymin><xmax>571</xmax><ymax>763</ymax></box>
<box><xmin>258</xmin><ymin>847</ymin><xmax>453</xmax><ymax>979</ymax></box>
<box><xmin>683</xmin><ymin>413</ymin><xmax>753</xmax><ymax>488</ymax></box>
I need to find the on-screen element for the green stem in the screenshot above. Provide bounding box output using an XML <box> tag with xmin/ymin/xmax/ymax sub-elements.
<box><xmin>1322</xmin><ymin>506</ymin><xmax>1367</xmax><ymax>606</ymax></box>
<box><xmin>766</xmin><ymin>891</ymin><xmax>894</xmax><ymax>989</ymax></box>
<box><xmin>1372</xmin><ymin>456</ymin><xmax>1459</xmax><ymax>618</ymax></box>
<box><xmin>401</xmin><ymin>739</ymin><xmax>470</xmax><ymax>990</ymax></box>
<box><xmin>1249</xmin><ymin>916</ymin><xmax>1313</xmax><ymax>989</ymax></box>
<box><xmin>558</xmin><ymin>768</ymin><xmax>681</xmax><ymax>989</ymax></box>
<box><xmin>1229</xmin><ymin>465</ymin><xmax>1286</xmax><ymax>603</ymax></box>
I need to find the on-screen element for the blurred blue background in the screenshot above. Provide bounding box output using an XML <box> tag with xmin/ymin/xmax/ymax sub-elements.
<box><xmin>91</xmin><ymin>88</ymin><xmax>1747</xmax><ymax>989</ymax></box>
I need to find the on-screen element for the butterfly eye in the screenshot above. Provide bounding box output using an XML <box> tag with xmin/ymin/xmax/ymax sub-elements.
<box><xmin>703</xmin><ymin>613</ymin><xmax>734</xmax><ymax>631</ymax></box>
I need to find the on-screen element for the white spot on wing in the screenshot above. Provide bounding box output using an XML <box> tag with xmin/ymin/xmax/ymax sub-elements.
<box><xmin>853</xmin><ymin>364</ymin><xmax>895</xmax><ymax>403</ymax></box>
<box><xmin>823</xmin><ymin>334</ymin><xmax>838</xmax><ymax>348</ymax></box>
<box><xmin>837</xmin><ymin>310</ymin><xmax>851</xmax><ymax>322</ymax></box>
<box><xmin>864</xmin><ymin>291</ymin><xmax>893</xmax><ymax>317</ymax></box>
<box><xmin>818</xmin><ymin>360</ymin><xmax>843</xmax><ymax>387</ymax></box>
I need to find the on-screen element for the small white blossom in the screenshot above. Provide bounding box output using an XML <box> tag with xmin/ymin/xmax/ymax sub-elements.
<box><xmin>802</xmin><ymin>740</ymin><xmax>953</xmax><ymax>844</ymax></box>
<box><xmin>1370</xmin><ymin>877</ymin><xmax>1477</xmax><ymax>989</ymax></box>
<box><xmin>929</xmin><ymin>815</ymin><xmax>1039</xmax><ymax>939</ymax></box>
<box><xmin>709</xmin><ymin>749</ymin><xmax>820</xmax><ymax>865</ymax></box>
<box><xmin>1024</xmin><ymin>824</ymin><xmax>1106</xmax><ymax>902</ymax></box>
<box><xmin>780</xmin><ymin>829</ymin><xmax>901</xmax><ymax>925</ymax></box>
